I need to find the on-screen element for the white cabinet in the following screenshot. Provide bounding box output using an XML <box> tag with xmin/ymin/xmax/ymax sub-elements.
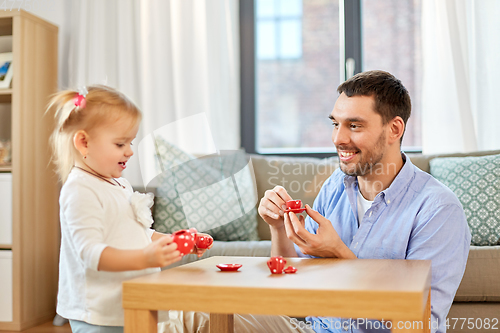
<box><xmin>0</xmin><ymin>173</ymin><xmax>12</xmax><ymax>245</ymax></box>
<box><xmin>0</xmin><ymin>251</ymin><xmax>12</xmax><ymax>322</ymax></box>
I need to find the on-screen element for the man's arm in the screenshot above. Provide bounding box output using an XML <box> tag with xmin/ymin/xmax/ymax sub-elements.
<box><xmin>269</xmin><ymin>224</ymin><xmax>299</xmax><ymax>257</ymax></box>
<box><xmin>406</xmin><ymin>203</ymin><xmax>471</xmax><ymax>333</ymax></box>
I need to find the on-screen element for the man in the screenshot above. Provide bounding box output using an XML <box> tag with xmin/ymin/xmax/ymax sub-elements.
<box><xmin>258</xmin><ymin>70</ymin><xmax>471</xmax><ymax>333</ymax></box>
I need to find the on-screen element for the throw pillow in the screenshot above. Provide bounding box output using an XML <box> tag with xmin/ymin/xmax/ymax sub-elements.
<box><xmin>430</xmin><ymin>154</ymin><xmax>500</xmax><ymax>246</ymax></box>
<box><xmin>152</xmin><ymin>138</ymin><xmax>259</xmax><ymax>241</ymax></box>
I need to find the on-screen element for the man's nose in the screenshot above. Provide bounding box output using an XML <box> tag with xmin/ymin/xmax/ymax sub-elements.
<box><xmin>332</xmin><ymin>125</ymin><xmax>350</xmax><ymax>146</ymax></box>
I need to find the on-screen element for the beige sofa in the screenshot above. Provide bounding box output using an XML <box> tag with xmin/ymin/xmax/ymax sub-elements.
<box><xmin>162</xmin><ymin>150</ymin><xmax>500</xmax><ymax>331</ymax></box>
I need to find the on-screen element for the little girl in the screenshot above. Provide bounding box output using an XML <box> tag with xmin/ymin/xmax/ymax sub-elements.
<box><xmin>48</xmin><ymin>85</ymin><xmax>208</xmax><ymax>333</ymax></box>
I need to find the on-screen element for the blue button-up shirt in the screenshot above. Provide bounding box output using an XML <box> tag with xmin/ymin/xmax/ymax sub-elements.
<box><xmin>294</xmin><ymin>153</ymin><xmax>471</xmax><ymax>333</ymax></box>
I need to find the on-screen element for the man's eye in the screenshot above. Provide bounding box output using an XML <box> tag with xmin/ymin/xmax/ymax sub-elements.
<box><xmin>350</xmin><ymin>124</ymin><xmax>359</xmax><ymax>129</ymax></box>
<box><xmin>332</xmin><ymin>122</ymin><xmax>339</xmax><ymax>127</ymax></box>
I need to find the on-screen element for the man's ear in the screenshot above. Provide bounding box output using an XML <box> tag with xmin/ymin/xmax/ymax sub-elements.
<box><xmin>73</xmin><ymin>130</ymin><xmax>89</xmax><ymax>157</ymax></box>
<box><xmin>387</xmin><ymin>116</ymin><xmax>405</xmax><ymax>145</ymax></box>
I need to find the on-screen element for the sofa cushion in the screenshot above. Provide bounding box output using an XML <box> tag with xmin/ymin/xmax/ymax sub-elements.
<box><xmin>430</xmin><ymin>154</ymin><xmax>500</xmax><ymax>246</ymax></box>
<box><xmin>455</xmin><ymin>246</ymin><xmax>500</xmax><ymax>302</ymax></box>
<box><xmin>248</xmin><ymin>154</ymin><xmax>338</xmax><ymax>240</ymax></box>
<box><xmin>152</xmin><ymin>139</ymin><xmax>259</xmax><ymax>241</ymax></box>
<box><xmin>408</xmin><ymin>149</ymin><xmax>500</xmax><ymax>173</ymax></box>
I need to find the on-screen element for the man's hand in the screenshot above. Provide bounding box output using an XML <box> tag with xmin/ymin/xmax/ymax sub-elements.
<box><xmin>258</xmin><ymin>186</ymin><xmax>292</xmax><ymax>230</ymax></box>
<box><xmin>284</xmin><ymin>204</ymin><xmax>357</xmax><ymax>259</ymax></box>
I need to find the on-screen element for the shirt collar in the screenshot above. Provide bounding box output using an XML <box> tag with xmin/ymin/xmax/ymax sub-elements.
<box><xmin>342</xmin><ymin>152</ymin><xmax>415</xmax><ymax>205</ymax></box>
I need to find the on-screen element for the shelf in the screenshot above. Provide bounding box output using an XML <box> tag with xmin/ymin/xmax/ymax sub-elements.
<box><xmin>0</xmin><ymin>10</ymin><xmax>59</xmax><ymax>331</ymax></box>
<box><xmin>0</xmin><ymin>164</ymin><xmax>11</xmax><ymax>172</ymax></box>
<box><xmin>0</xmin><ymin>89</ymin><xmax>11</xmax><ymax>103</ymax></box>
<box><xmin>0</xmin><ymin>17</ymin><xmax>12</xmax><ymax>36</ymax></box>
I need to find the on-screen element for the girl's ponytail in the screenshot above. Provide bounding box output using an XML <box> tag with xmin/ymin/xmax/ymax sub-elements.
<box><xmin>47</xmin><ymin>90</ymin><xmax>81</xmax><ymax>183</ymax></box>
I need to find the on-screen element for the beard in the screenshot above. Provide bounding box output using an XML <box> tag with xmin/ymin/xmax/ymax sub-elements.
<box><xmin>337</xmin><ymin>130</ymin><xmax>386</xmax><ymax>177</ymax></box>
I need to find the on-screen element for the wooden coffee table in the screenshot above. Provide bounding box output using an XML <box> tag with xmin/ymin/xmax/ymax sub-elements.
<box><xmin>123</xmin><ymin>256</ymin><xmax>431</xmax><ymax>332</ymax></box>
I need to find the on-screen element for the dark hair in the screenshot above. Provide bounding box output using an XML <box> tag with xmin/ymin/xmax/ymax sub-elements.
<box><xmin>337</xmin><ymin>70</ymin><xmax>411</xmax><ymax>142</ymax></box>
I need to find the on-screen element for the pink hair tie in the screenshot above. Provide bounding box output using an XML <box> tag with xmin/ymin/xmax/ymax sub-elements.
<box><xmin>74</xmin><ymin>86</ymin><xmax>88</xmax><ymax>109</ymax></box>
<box><xmin>74</xmin><ymin>94</ymin><xmax>86</xmax><ymax>108</ymax></box>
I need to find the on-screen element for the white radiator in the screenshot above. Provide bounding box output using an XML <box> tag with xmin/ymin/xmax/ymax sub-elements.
<box><xmin>0</xmin><ymin>173</ymin><xmax>12</xmax><ymax>245</ymax></box>
<box><xmin>0</xmin><ymin>250</ymin><xmax>12</xmax><ymax>322</ymax></box>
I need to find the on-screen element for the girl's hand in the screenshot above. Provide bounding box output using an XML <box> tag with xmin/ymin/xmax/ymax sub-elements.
<box><xmin>190</xmin><ymin>232</ymin><xmax>214</xmax><ymax>258</ymax></box>
<box><xmin>142</xmin><ymin>235</ymin><xmax>181</xmax><ymax>268</ymax></box>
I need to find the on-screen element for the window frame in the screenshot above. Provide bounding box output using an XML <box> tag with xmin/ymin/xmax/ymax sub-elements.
<box><xmin>240</xmin><ymin>0</ymin><xmax>421</xmax><ymax>157</ymax></box>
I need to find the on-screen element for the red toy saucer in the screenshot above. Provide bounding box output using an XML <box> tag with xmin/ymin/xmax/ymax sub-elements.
<box><xmin>216</xmin><ymin>264</ymin><xmax>242</xmax><ymax>272</ymax></box>
<box><xmin>285</xmin><ymin>208</ymin><xmax>306</xmax><ymax>214</ymax></box>
<box><xmin>284</xmin><ymin>266</ymin><xmax>297</xmax><ymax>274</ymax></box>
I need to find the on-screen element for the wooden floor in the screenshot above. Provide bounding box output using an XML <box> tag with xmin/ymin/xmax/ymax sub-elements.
<box><xmin>1</xmin><ymin>322</ymin><xmax>72</xmax><ymax>333</ymax></box>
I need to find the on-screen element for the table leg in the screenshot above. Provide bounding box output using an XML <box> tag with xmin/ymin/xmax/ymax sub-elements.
<box><xmin>391</xmin><ymin>289</ymin><xmax>431</xmax><ymax>332</ymax></box>
<box><xmin>124</xmin><ymin>309</ymin><xmax>158</xmax><ymax>333</ymax></box>
<box><xmin>210</xmin><ymin>313</ymin><xmax>234</xmax><ymax>333</ymax></box>
<box><xmin>423</xmin><ymin>289</ymin><xmax>431</xmax><ymax>333</ymax></box>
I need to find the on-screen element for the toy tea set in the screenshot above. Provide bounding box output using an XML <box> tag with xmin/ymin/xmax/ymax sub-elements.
<box><xmin>171</xmin><ymin>228</ymin><xmax>214</xmax><ymax>255</ymax></box>
<box><xmin>206</xmin><ymin>199</ymin><xmax>305</xmax><ymax>275</ymax></box>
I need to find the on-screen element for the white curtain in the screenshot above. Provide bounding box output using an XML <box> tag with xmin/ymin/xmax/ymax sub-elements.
<box><xmin>68</xmin><ymin>0</ymin><xmax>240</xmax><ymax>186</ymax></box>
<box><xmin>421</xmin><ymin>0</ymin><xmax>500</xmax><ymax>154</ymax></box>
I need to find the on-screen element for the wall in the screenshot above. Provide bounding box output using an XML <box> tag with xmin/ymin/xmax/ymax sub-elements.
<box><xmin>26</xmin><ymin>0</ymin><xmax>71</xmax><ymax>88</ymax></box>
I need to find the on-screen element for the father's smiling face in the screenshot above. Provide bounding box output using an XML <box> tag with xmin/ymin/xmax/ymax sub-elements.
<box><xmin>330</xmin><ymin>93</ymin><xmax>389</xmax><ymax>177</ymax></box>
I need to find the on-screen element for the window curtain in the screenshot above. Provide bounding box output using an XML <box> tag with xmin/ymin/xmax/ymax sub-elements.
<box><xmin>421</xmin><ymin>0</ymin><xmax>500</xmax><ymax>154</ymax></box>
<box><xmin>68</xmin><ymin>0</ymin><xmax>240</xmax><ymax>186</ymax></box>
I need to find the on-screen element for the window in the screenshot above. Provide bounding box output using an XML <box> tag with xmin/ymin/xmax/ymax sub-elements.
<box><xmin>362</xmin><ymin>0</ymin><xmax>422</xmax><ymax>149</ymax></box>
<box><xmin>240</xmin><ymin>0</ymin><xmax>422</xmax><ymax>155</ymax></box>
<box><xmin>256</xmin><ymin>0</ymin><xmax>303</xmax><ymax>60</ymax></box>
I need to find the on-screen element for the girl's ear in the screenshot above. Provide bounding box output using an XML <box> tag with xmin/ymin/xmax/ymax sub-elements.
<box><xmin>73</xmin><ymin>130</ymin><xmax>89</xmax><ymax>158</ymax></box>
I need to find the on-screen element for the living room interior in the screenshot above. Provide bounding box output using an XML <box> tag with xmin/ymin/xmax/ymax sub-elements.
<box><xmin>0</xmin><ymin>0</ymin><xmax>499</xmax><ymax>332</ymax></box>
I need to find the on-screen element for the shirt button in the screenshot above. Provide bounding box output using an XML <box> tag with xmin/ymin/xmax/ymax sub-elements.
<box><xmin>354</xmin><ymin>242</ymin><xmax>358</xmax><ymax>249</ymax></box>
<box><xmin>369</xmin><ymin>211</ymin><xmax>372</xmax><ymax>217</ymax></box>
<box><xmin>387</xmin><ymin>199</ymin><xmax>391</xmax><ymax>204</ymax></box>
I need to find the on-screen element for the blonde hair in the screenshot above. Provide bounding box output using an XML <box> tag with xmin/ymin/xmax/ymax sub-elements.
<box><xmin>47</xmin><ymin>85</ymin><xmax>142</xmax><ymax>183</ymax></box>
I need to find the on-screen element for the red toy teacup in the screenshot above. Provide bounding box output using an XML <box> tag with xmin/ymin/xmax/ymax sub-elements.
<box><xmin>172</xmin><ymin>229</ymin><xmax>196</xmax><ymax>255</ymax></box>
<box><xmin>286</xmin><ymin>200</ymin><xmax>302</xmax><ymax>210</ymax></box>
<box><xmin>195</xmin><ymin>233</ymin><xmax>214</xmax><ymax>249</ymax></box>
<box><xmin>285</xmin><ymin>200</ymin><xmax>306</xmax><ymax>213</ymax></box>
<box><xmin>267</xmin><ymin>256</ymin><xmax>287</xmax><ymax>274</ymax></box>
